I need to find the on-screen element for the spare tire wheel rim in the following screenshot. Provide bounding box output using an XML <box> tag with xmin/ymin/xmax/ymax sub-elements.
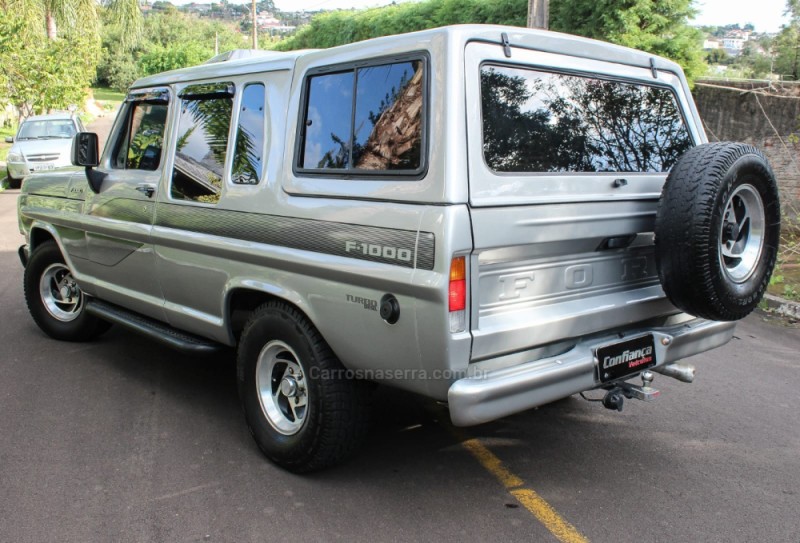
<box><xmin>255</xmin><ymin>340</ymin><xmax>308</xmax><ymax>435</ymax></box>
<box><xmin>719</xmin><ymin>183</ymin><xmax>765</xmax><ymax>283</ymax></box>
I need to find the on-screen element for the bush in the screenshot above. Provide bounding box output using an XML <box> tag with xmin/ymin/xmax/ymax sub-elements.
<box><xmin>271</xmin><ymin>0</ymin><xmax>527</xmax><ymax>51</ymax></box>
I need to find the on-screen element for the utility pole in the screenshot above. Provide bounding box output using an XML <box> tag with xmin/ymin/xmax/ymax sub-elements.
<box><xmin>252</xmin><ymin>0</ymin><xmax>258</xmax><ymax>49</ymax></box>
<box><xmin>527</xmin><ymin>0</ymin><xmax>549</xmax><ymax>29</ymax></box>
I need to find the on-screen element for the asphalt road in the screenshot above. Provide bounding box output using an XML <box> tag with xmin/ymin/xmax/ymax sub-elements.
<box><xmin>1</xmin><ymin>187</ymin><xmax>799</xmax><ymax>543</ymax></box>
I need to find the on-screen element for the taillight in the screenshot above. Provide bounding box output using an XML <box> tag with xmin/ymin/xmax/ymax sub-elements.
<box><xmin>449</xmin><ymin>256</ymin><xmax>467</xmax><ymax>332</ymax></box>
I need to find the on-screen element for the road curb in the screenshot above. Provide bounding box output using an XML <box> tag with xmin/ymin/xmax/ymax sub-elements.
<box><xmin>763</xmin><ymin>293</ymin><xmax>800</xmax><ymax>319</ymax></box>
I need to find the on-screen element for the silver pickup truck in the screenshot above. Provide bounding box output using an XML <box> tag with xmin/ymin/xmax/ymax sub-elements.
<box><xmin>16</xmin><ymin>25</ymin><xmax>780</xmax><ymax>472</ymax></box>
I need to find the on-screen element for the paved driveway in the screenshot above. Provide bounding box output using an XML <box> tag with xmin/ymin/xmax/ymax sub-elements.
<box><xmin>1</xmin><ymin>188</ymin><xmax>799</xmax><ymax>542</ymax></box>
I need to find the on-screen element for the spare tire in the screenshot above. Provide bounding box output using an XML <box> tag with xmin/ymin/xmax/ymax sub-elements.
<box><xmin>655</xmin><ymin>142</ymin><xmax>781</xmax><ymax>321</ymax></box>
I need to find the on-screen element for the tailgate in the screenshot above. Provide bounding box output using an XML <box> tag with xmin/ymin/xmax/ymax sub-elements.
<box><xmin>463</xmin><ymin>42</ymin><xmax>703</xmax><ymax>362</ymax></box>
<box><xmin>469</xmin><ymin>201</ymin><xmax>675</xmax><ymax>361</ymax></box>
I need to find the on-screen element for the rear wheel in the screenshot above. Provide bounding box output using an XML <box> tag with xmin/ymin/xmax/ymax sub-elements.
<box><xmin>237</xmin><ymin>301</ymin><xmax>371</xmax><ymax>472</ymax></box>
<box><xmin>655</xmin><ymin>142</ymin><xmax>781</xmax><ymax>321</ymax></box>
<box><xmin>23</xmin><ymin>241</ymin><xmax>111</xmax><ymax>341</ymax></box>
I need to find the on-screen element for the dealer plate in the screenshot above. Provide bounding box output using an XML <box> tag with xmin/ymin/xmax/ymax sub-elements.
<box><xmin>596</xmin><ymin>334</ymin><xmax>656</xmax><ymax>383</ymax></box>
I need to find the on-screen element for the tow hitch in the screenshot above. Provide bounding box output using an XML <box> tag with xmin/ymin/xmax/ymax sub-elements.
<box><xmin>583</xmin><ymin>362</ymin><xmax>699</xmax><ymax>412</ymax></box>
<box><xmin>599</xmin><ymin>371</ymin><xmax>660</xmax><ymax>412</ymax></box>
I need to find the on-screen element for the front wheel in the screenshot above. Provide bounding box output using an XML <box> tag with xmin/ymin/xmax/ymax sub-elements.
<box><xmin>23</xmin><ymin>241</ymin><xmax>111</xmax><ymax>341</ymax></box>
<box><xmin>6</xmin><ymin>169</ymin><xmax>21</xmax><ymax>189</ymax></box>
<box><xmin>237</xmin><ymin>301</ymin><xmax>371</xmax><ymax>473</ymax></box>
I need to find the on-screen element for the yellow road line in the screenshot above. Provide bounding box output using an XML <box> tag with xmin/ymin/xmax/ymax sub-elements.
<box><xmin>460</xmin><ymin>437</ymin><xmax>589</xmax><ymax>543</ymax></box>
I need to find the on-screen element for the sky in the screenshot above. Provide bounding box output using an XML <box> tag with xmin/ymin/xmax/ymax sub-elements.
<box><xmin>176</xmin><ymin>0</ymin><xmax>793</xmax><ymax>34</ymax></box>
<box><xmin>691</xmin><ymin>0</ymin><xmax>789</xmax><ymax>32</ymax></box>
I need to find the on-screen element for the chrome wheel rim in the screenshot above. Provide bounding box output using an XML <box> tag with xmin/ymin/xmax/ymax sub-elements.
<box><xmin>719</xmin><ymin>184</ymin><xmax>765</xmax><ymax>284</ymax></box>
<box><xmin>39</xmin><ymin>263</ymin><xmax>83</xmax><ymax>322</ymax></box>
<box><xmin>255</xmin><ymin>340</ymin><xmax>308</xmax><ymax>435</ymax></box>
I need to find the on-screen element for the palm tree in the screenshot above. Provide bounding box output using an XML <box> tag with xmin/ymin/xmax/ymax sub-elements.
<box><xmin>2</xmin><ymin>0</ymin><xmax>141</xmax><ymax>43</ymax></box>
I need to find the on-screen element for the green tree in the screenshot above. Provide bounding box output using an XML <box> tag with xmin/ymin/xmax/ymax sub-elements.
<box><xmin>2</xmin><ymin>0</ymin><xmax>138</xmax><ymax>42</ymax></box>
<box><xmin>104</xmin><ymin>0</ymin><xmax>144</xmax><ymax>50</ymax></box>
<box><xmin>706</xmin><ymin>48</ymin><xmax>730</xmax><ymax>65</ymax></box>
<box><xmin>256</xmin><ymin>0</ymin><xmax>275</xmax><ymax>12</ymax></box>
<box><xmin>729</xmin><ymin>39</ymin><xmax>774</xmax><ymax>79</ymax></box>
<box><xmin>0</xmin><ymin>0</ymin><xmax>142</xmax><ymax>118</ymax></box>
<box><xmin>271</xmin><ymin>0</ymin><xmax>527</xmax><ymax>51</ymax></box>
<box><xmin>549</xmin><ymin>0</ymin><xmax>705</xmax><ymax>81</ymax></box>
<box><xmin>138</xmin><ymin>42</ymin><xmax>212</xmax><ymax>75</ymax></box>
<box><xmin>0</xmin><ymin>0</ymin><xmax>98</xmax><ymax>41</ymax></box>
<box><xmin>270</xmin><ymin>0</ymin><xmax>702</xmax><ymax>84</ymax></box>
<box><xmin>97</xmin><ymin>10</ymin><xmax>246</xmax><ymax>92</ymax></box>
<box><xmin>0</xmin><ymin>8</ymin><xmax>100</xmax><ymax>120</ymax></box>
<box><xmin>774</xmin><ymin>1</ymin><xmax>800</xmax><ymax>79</ymax></box>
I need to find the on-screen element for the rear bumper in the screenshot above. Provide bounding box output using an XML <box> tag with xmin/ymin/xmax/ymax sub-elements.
<box><xmin>447</xmin><ymin>318</ymin><xmax>736</xmax><ymax>426</ymax></box>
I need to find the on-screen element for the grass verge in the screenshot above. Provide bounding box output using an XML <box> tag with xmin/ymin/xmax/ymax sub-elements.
<box><xmin>92</xmin><ymin>87</ymin><xmax>125</xmax><ymax>102</ymax></box>
<box><xmin>769</xmin><ymin>222</ymin><xmax>800</xmax><ymax>302</ymax></box>
<box><xmin>0</xmin><ymin>124</ymin><xmax>16</xmax><ymax>163</ymax></box>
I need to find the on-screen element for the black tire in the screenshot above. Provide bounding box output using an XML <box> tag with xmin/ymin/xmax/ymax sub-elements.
<box><xmin>6</xmin><ymin>170</ymin><xmax>21</xmax><ymax>189</ymax></box>
<box><xmin>237</xmin><ymin>301</ymin><xmax>371</xmax><ymax>473</ymax></box>
<box><xmin>655</xmin><ymin>142</ymin><xmax>781</xmax><ymax>321</ymax></box>
<box><xmin>23</xmin><ymin>241</ymin><xmax>111</xmax><ymax>341</ymax></box>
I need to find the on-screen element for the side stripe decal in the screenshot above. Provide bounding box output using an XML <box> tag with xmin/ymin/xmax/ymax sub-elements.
<box><xmin>154</xmin><ymin>203</ymin><xmax>435</xmax><ymax>270</ymax></box>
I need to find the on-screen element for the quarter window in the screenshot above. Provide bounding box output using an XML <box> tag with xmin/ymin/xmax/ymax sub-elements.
<box><xmin>480</xmin><ymin>65</ymin><xmax>693</xmax><ymax>173</ymax></box>
<box><xmin>112</xmin><ymin>100</ymin><xmax>169</xmax><ymax>171</ymax></box>
<box><xmin>171</xmin><ymin>83</ymin><xmax>234</xmax><ymax>204</ymax></box>
<box><xmin>302</xmin><ymin>71</ymin><xmax>353</xmax><ymax>170</ymax></box>
<box><xmin>231</xmin><ymin>83</ymin><xmax>266</xmax><ymax>185</ymax></box>
<box><xmin>299</xmin><ymin>59</ymin><xmax>425</xmax><ymax>173</ymax></box>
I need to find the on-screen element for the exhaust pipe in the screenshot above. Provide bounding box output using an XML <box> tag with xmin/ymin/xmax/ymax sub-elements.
<box><xmin>655</xmin><ymin>363</ymin><xmax>695</xmax><ymax>383</ymax></box>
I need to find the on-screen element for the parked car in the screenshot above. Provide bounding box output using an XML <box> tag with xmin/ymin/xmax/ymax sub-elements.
<box><xmin>16</xmin><ymin>25</ymin><xmax>781</xmax><ymax>472</ymax></box>
<box><xmin>5</xmin><ymin>112</ymin><xmax>84</xmax><ymax>189</ymax></box>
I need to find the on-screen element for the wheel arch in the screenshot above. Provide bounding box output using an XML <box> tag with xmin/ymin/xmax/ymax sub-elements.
<box><xmin>29</xmin><ymin>224</ymin><xmax>58</xmax><ymax>253</ymax></box>
<box><xmin>224</xmin><ymin>281</ymin><xmax>317</xmax><ymax>345</ymax></box>
<box><xmin>28</xmin><ymin>223</ymin><xmax>77</xmax><ymax>271</ymax></box>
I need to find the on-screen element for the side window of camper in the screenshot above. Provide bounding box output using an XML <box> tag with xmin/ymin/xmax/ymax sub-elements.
<box><xmin>297</xmin><ymin>58</ymin><xmax>426</xmax><ymax>175</ymax></box>
<box><xmin>231</xmin><ymin>83</ymin><xmax>267</xmax><ymax>185</ymax></box>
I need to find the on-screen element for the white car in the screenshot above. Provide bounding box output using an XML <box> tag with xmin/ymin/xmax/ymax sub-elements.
<box><xmin>5</xmin><ymin>113</ymin><xmax>84</xmax><ymax>189</ymax></box>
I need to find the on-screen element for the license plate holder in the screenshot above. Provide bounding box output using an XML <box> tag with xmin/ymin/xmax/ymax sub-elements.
<box><xmin>32</xmin><ymin>163</ymin><xmax>54</xmax><ymax>171</ymax></box>
<box><xmin>596</xmin><ymin>334</ymin><xmax>657</xmax><ymax>383</ymax></box>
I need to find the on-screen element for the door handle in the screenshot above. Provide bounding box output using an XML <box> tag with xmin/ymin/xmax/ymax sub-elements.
<box><xmin>135</xmin><ymin>184</ymin><xmax>155</xmax><ymax>198</ymax></box>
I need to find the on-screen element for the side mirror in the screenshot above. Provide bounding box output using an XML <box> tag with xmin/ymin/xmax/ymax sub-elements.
<box><xmin>72</xmin><ymin>132</ymin><xmax>105</xmax><ymax>194</ymax></box>
<box><xmin>4</xmin><ymin>136</ymin><xmax>13</xmax><ymax>143</ymax></box>
<box><xmin>72</xmin><ymin>132</ymin><xmax>99</xmax><ymax>167</ymax></box>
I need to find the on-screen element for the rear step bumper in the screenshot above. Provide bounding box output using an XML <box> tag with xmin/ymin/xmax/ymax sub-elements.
<box><xmin>85</xmin><ymin>298</ymin><xmax>226</xmax><ymax>356</ymax></box>
<box><xmin>447</xmin><ymin>318</ymin><xmax>736</xmax><ymax>426</ymax></box>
